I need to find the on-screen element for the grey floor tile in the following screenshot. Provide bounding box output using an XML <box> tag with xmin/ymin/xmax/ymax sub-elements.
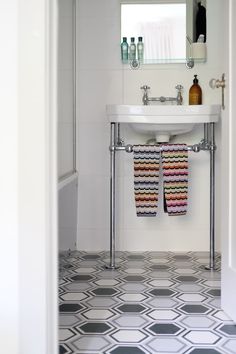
<box><xmin>59</xmin><ymin>251</ymin><xmax>236</xmax><ymax>354</ymax></box>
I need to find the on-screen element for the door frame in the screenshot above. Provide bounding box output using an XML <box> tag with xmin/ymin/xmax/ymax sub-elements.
<box><xmin>18</xmin><ymin>0</ymin><xmax>58</xmax><ymax>353</ymax></box>
<box><xmin>221</xmin><ymin>0</ymin><xmax>236</xmax><ymax>321</ymax></box>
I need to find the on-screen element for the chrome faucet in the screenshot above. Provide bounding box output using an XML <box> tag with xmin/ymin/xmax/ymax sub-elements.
<box><xmin>140</xmin><ymin>84</ymin><xmax>183</xmax><ymax>105</ymax></box>
<box><xmin>175</xmin><ymin>84</ymin><xmax>183</xmax><ymax>105</ymax></box>
<box><xmin>140</xmin><ymin>85</ymin><xmax>150</xmax><ymax>105</ymax></box>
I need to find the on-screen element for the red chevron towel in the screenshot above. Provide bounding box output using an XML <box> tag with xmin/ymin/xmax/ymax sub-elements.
<box><xmin>161</xmin><ymin>144</ymin><xmax>188</xmax><ymax>216</ymax></box>
<box><xmin>133</xmin><ymin>145</ymin><xmax>160</xmax><ymax>217</ymax></box>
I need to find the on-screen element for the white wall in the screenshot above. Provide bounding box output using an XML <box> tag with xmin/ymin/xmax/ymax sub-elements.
<box><xmin>0</xmin><ymin>1</ymin><xmax>58</xmax><ymax>354</ymax></box>
<box><xmin>58</xmin><ymin>0</ymin><xmax>74</xmax><ymax>178</ymax></box>
<box><xmin>0</xmin><ymin>2</ymin><xmax>19</xmax><ymax>352</ymax></box>
<box><xmin>58</xmin><ymin>0</ymin><xmax>78</xmax><ymax>252</ymax></box>
<box><xmin>77</xmin><ymin>0</ymin><xmax>224</xmax><ymax>252</ymax></box>
<box><xmin>58</xmin><ymin>175</ymin><xmax>78</xmax><ymax>251</ymax></box>
<box><xmin>18</xmin><ymin>0</ymin><xmax>58</xmax><ymax>353</ymax></box>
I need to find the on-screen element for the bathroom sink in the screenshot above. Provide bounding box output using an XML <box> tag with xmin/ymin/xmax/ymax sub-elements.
<box><xmin>106</xmin><ymin>104</ymin><xmax>220</xmax><ymax>142</ymax></box>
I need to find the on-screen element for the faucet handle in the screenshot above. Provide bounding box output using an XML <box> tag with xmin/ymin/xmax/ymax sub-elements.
<box><xmin>140</xmin><ymin>85</ymin><xmax>150</xmax><ymax>91</ymax></box>
<box><xmin>175</xmin><ymin>84</ymin><xmax>183</xmax><ymax>105</ymax></box>
<box><xmin>175</xmin><ymin>84</ymin><xmax>183</xmax><ymax>91</ymax></box>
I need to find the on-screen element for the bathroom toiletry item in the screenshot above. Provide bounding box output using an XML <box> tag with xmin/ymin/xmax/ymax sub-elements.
<box><xmin>161</xmin><ymin>144</ymin><xmax>188</xmax><ymax>216</ymax></box>
<box><xmin>189</xmin><ymin>75</ymin><xmax>202</xmax><ymax>105</ymax></box>
<box><xmin>137</xmin><ymin>36</ymin><xmax>144</xmax><ymax>62</ymax></box>
<box><xmin>191</xmin><ymin>42</ymin><xmax>206</xmax><ymax>59</ymax></box>
<box><xmin>197</xmin><ymin>34</ymin><xmax>205</xmax><ymax>43</ymax></box>
<box><xmin>121</xmin><ymin>37</ymin><xmax>128</xmax><ymax>63</ymax></box>
<box><xmin>129</xmin><ymin>37</ymin><xmax>136</xmax><ymax>60</ymax></box>
<box><xmin>133</xmin><ymin>145</ymin><xmax>160</xmax><ymax>217</ymax></box>
<box><xmin>196</xmin><ymin>2</ymin><xmax>206</xmax><ymax>42</ymax></box>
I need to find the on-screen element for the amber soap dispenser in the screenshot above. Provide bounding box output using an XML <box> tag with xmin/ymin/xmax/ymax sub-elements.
<box><xmin>189</xmin><ymin>74</ymin><xmax>202</xmax><ymax>105</ymax></box>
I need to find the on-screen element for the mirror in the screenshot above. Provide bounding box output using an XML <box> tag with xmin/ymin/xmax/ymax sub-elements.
<box><xmin>121</xmin><ymin>0</ymin><xmax>207</xmax><ymax>64</ymax></box>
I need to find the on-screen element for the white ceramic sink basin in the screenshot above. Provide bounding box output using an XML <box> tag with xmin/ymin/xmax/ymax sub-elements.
<box><xmin>106</xmin><ymin>104</ymin><xmax>220</xmax><ymax>142</ymax></box>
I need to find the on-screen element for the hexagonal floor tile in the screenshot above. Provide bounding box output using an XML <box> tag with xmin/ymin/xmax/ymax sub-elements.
<box><xmin>77</xmin><ymin>322</ymin><xmax>112</xmax><ymax>334</ymax></box>
<box><xmin>187</xmin><ymin>349</ymin><xmax>222</xmax><ymax>354</ymax></box>
<box><xmin>202</xmin><ymin>280</ymin><xmax>221</xmax><ymax>287</ymax></box>
<box><xmin>148</xmin><ymin>271</ymin><xmax>172</xmax><ymax>279</ymax></box>
<box><xmin>180</xmin><ymin>315</ymin><xmax>216</xmax><ymax>329</ymax></box>
<box><xmin>217</xmin><ymin>324</ymin><xmax>236</xmax><ymax>336</ymax></box>
<box><xmin>147</xmin><ymin>323</ymin><xmax>183</xmax><ymax>335</ymax></box>
<box><xmin>59</xmin><ymin>328</ymin><xmax>77</xmax><ymax>341</ymax></box>
<box><xmin>59</xmin><ymin>314</ymin><xmax>80</xmax><ymax>327</ymax></box>
<box><xmin>172</xmin><ymin>261</ymin><xmax>195</xmax><ymax>268</ymax></box>
<box><xmin>72</xmin><ymin>335</ymin><xmax>111</xmax><ymax>352</ymax></box>
<box><xmin>60</xmin><ymin>292</ymin><xmax>88</xmax><ymax>302</ymax></box>
<box><xmin>184</xmin><ymin>330</ymin><xmax>220</xmax><ymax>345</ymax></box>
<box><xmin>212</xmin><ymin>310</ymin><xmax>233</xmax><ymax>321</ymax></box>
<box><xmin>149</xmin><ymin>288</ymin><xmax>176</xmax><ymax>296</ymax></box>
<box><xmin>177</xmin><ymin>293</ymin><xmax>207</xmax><ymax>302</ymax></box>
<box><xmin>200</xmin><ymin>271</ymin><xmax>221</xmax><ymax>280</ymax></box>
<box><xmin>179</xmin><ymin>304</ymin><xmax>211</xmax><ymax>315</ymax></box>
<box><xmin>109</xmin><ymin>346</ymin><xmax>148</xmax><ymax>354</ymax></box>
<box><xmin>146</xmin><ymin>337</ymin><xmax>186</xmax><ymax>353</ymax></box>
<box><xmin>74</xmin><ymin>267</ymin><xmax>96</xmax><ymax>273</ymax></box>
<box><xmin>123</xmin><ymin>268</ymin><xmax>147</xmax><ymax>274</ymax></box>
<box><xmin>70</xmin><ymin>274</ymin><xmax>94</xmax><ymax>281</ymax></box>
<box><xmin>222</xmin><ymin>339</ymin><xmax>236</xmax><ymax>353</ymax></box>
<box><xmin>148</xmin><ymin>279</ymin><xmax>175</xmax><ymax>287</ymax></box>
<box><xmin>111</xmin><ymin>330</ymin><xmax>147</xmax><ymax>343</ymax></box>
<box><xmin>59</xmin><ymin>344</ymin><xmax>72</xmax><ymax>354</ymax></box>
<box><xmin>120</xmin><ymin>283</ymin><xmax>147</xmax><ymax>293</ymax></box>
<box><xmin>175</xmin><ymin>283</ymin><xmax>204</xmax><ymax>293</ymax></box>
<box><xmin>116</xmin><ymin>304</ymin><xmax>147</xmax><ymax>313</ymax></box>
<box><xmin>97</xmin><ymin>270</ymin><xmax>120</xmax><ymax>279</ymax></box>
<box><xmin>86</xmin><ymin>296</ymin><xmax>118</xmax><ymax>308</ymax></box>
<box><xmin>123</xmin><ymin>275</ymin><xmax>146</xmax><ymax>282</ymax></box>
<box><xmin>207</xmin><ymin>298</ymin><xmax>221</xmax><ymax>309</ymax></box>
<box><xmin>118</xmin><ymin>293</ymin><xmax>146</xmax><ymax>302</ymax></box>
<box><xmin>127</xmin><ymin>254</ymin><xmax>146</xmax><ymax>260</ymax></box>
<box><xmin>94</xmin><ymin>279</ymin><xmax>119</xmax><ymax>286</ymax></box>
<box><xmin>64</xmin><ymin>282</ymin><xmax>92</xmax><ymax>292</ymax></box>
<box><xmin>147</xmin><ymin>297</ymin><xmax>179</xmax><ymax>309</ymax></box>
<box><xmin>113</xmin><ymin>314</ymin><xmax>149</xmax><ymax>328</ymax></box>
<box><xmin>175</xmin><ymin>275</ymin><xmax>200</xmax><ymax>283</ymax></box>
<box><xmin>149</xmin><ymin>264</ymin><xmax>171</xmax><ymax>270</ymax></box>
<box><xmin>59</xmin><ymin>303</ymin><xmax>83</xmax><ymax>313</ymax></box>
<box><xmin>174</xmin><ymin>268</ymin><xmax>197</xmax><ymax>274</ymax></box>
<box><xmin>173</xmin><ymin>254</ymin><xmax>192</xmax><ymax>260</ymax></box>
<box><xmin>206</xmin><ymin>289</ymin><xmax>221</xmax><ymax>297</ymax></box>
<box><xmin>146</xmin><ymin>309</ymin><xmax>180</xmax><ymax>321</ymax></box>
<box><xmin>149</xmin><ymin>258</ymin><xmax>170</xmax><ymax>264</ymax></box>
<box><xmin>82</xmin><ymin>254</ymin><xmax>101</xmax><ymax>260</ymax></box>
<box><xmin>82</xmin><ymin>309</ymin><xmax>114</xmax><ymax>320</ymax></box>
<box><xmin>90</xmin><ymin>287</ymin><xmax>118</xmax><ymax>296</ymax></box>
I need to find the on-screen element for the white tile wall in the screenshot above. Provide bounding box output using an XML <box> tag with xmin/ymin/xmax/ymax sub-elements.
<box><xmin>59</xmin><ymin>178</ymin><xmax>78</xmax><ymax>251</ymax></box>
<box><xmin>58</xmin><ymin>0</ymin><xmax>74</xmax><ymax>178</ymax></box>
<box><xmin>58</xmin><ymin>0</ymin><xmax>77</xmax><ymax>251</ymax></box>
<box><xmin>76</xmin><ymin>0</ymin><xmax>223</xmax><ymax>252</ymax></box>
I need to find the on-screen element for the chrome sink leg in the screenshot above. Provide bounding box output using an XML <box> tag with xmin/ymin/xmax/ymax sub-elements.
<box><xmin>205</xmin><ymin>122</ymin><xmax>216</xmax><ymax>270</ymax></box>
<box><xmin>106</xmin><ymin>122</ymin><xmax>118</xmax><ymax>269</ymax></box>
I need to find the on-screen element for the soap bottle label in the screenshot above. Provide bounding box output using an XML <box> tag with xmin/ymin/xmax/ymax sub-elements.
<box><xmin>189</xmin><ymin>93</ymin><xmax>202</xmax><ymax>105</ymax></box>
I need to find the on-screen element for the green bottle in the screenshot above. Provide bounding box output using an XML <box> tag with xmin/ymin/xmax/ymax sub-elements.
<box><xmin>129</xmin><ymin>37</ymin><xmax>136</xmax><ymax>60</ymax></box>
<box><xmin>137</xmin><ymin>37</ymin><xmax>144</xmax><ymax>62</ymax></box>
<box><xmin>121</xmin><ymin>37</ymin><xmax>128</xmax><ymax>63</ymax></box>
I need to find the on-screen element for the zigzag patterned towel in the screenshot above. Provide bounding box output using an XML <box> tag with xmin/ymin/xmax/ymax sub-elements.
<box><xmin>161</xmin><ymin>144</ymin><xmax>188</xmax><ymax>216</ymax></box>
<box><xmin>133</xmin><ymin>145</ymin><xmax>160</xmax><ymax>217</ymax></box>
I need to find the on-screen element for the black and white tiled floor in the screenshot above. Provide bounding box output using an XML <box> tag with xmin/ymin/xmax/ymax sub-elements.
<box><xmin>59</xmin><ymin>252</ymin><xmax>236</xmax><ymax>354</ymax></box>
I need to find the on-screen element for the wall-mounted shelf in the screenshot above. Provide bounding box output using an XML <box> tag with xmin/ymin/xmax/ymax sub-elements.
<box><xmin>121</xmin><ymin>57</ymin><xmax>206</xmax><ymax>69</ymax></box>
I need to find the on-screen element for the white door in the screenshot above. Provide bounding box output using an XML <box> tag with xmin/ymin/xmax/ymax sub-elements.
<box><xmin>221</xmin><ymin>0</ymin><xmax>236</xmax><ymax>321</ymax></box>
